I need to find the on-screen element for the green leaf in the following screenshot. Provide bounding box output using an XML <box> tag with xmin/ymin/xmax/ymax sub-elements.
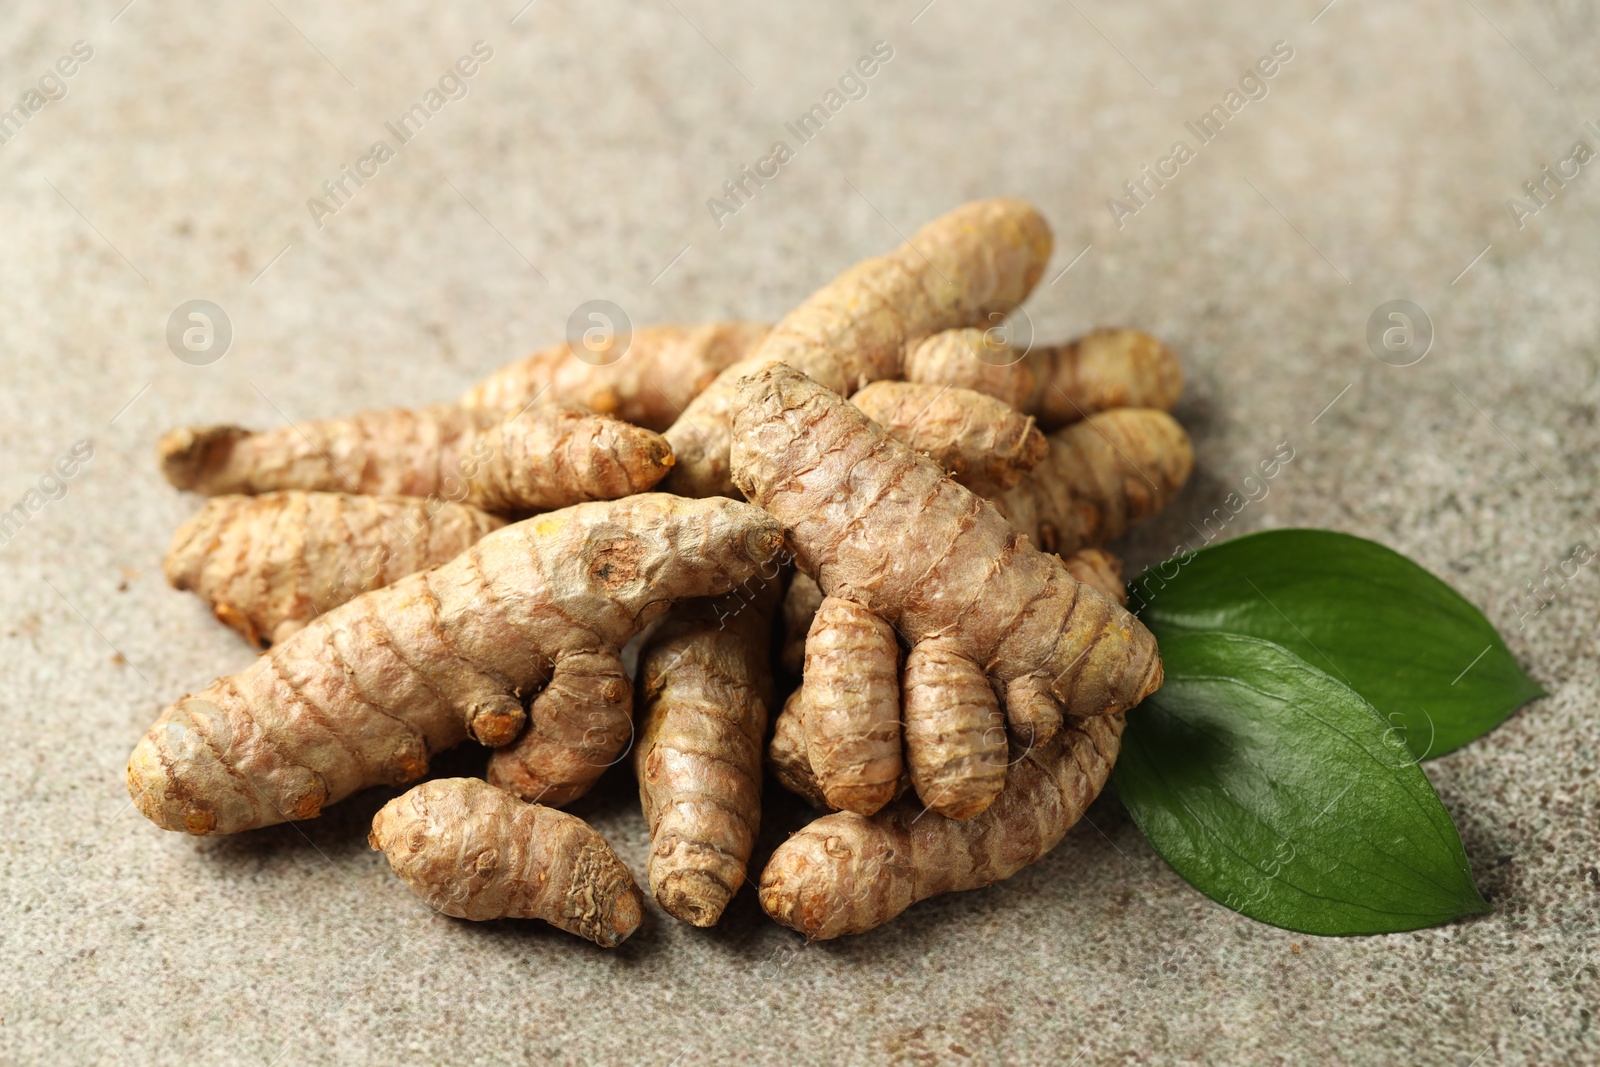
<box><xmin>1130</xmin><ymin>529</ymin><xmax>1543</xmax><ymax>759</ymax></box>
<box><xmin>1115</xmin><ymin>633</ymin><xmax>1490</xmax><ymax>935</ymax></box>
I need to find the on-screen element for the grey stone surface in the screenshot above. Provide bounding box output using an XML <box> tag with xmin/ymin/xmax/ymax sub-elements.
<box><xmin>0</xmin><ymin>1</ymin><xmax>1595</xmax><ymax>1064</ymax></box>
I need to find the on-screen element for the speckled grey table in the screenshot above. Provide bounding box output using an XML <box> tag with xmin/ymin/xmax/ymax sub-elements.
<box><xmin>1</xmin><ymin>1</ymin><xmax>1596</xmax><ymax>1064</ymax></box>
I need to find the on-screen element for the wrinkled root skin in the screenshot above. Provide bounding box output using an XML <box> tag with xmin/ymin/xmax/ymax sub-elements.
<box><xmin>158</xmin><ymin>403</ymin><xmax>674</xmax><ymax>515</ymax></box>
<box><xmin>767</xmin><ymin>690</ymin><xmax>913</xmax><ymax>812</ymax></box>
<box><xmin>768</xmin><ymin>558</ymin><xmax>1131</xmax><ymax>805</ymax></box>
<box><xmin>466</xmin><ymin>406</ymin><xmax>675</xmax><ymax>513</ymax></box>
<box><xmin>663</xmin><ymin>198</ymin><xmax>1053</xmax><ymax>498</ymax></box>
<box><xmin>759</xmin><ymin>713</ymin><xmax>1125</xmax><ymax>939</ymax></box>
<box><xmin>849</xmin><ymin>381</ymin><xmax>1046</xmax><ymax>494</ymax></box>
<box><xmin>900</xmin><ymin>327</ymin><xmax>1183</xmax><ymax>432</ymax></box>
<box><xmin>484</xmin><ymin>646</ymin><xmax>634</xmax><ymax>807</ymax></box>
<box><xmin>767</xmin><ymin>691</ymin><xmax>832</xmax><ymax>810</ymax></box>
<box><xmin>799</xmin><ymin>596</ymin><xmax>903</xmax><ymax>816</ymax></box>
<box><xmin>901</xmin><ymin>638</ymin><xmax>1007</xmax><ymax>820</ymax></box>
<box><xmin>370</xmin><ymin>778</ymin><xmax>643</xmax><ymax>947</ymax></box>
<box><xmin>634</xmin><ymin>582</ymin><xmax>777</xmax><ymax>926</ymax></box>
<box><xmin>992</xmin><ymin>408</ymin><xmax>1193</xmax><ymax>557</ymax></box>
<box><xmin>777</xmin><ymin>554</ymin><xmax>1123</xmax><ymax>703</ymax></box>
<box><xmin>461</xmin><ymin>322</ymin><xmax>772</xmax><ymax>432</ymax></box>
<box><xmin>731</xmin><ymin>364</ymin><xmax>1161</xmax><ymax>817</ymax></box>
<box><xmin>1025</xmin><ymin>329</ymin><xmax>1184</xmax><ymax>429</ymax></box>
<box><xmin>164</xmin><ymin>491</ymin><xmax>504</xmax><ymax>648</ymax></box>
<box><xmin>158</xmin><ymin>404</ymin><xmax>498</xmax><ymax>497</ymax></box>
<box><xmin>1061</xmin><ymin>547</ymin><xmax>1127</xmax><ymax>606</ymax></box>
<box><xmin>128</xmin><ymin>495</ymin><xmax>785</xmax><ymax>835</ymax></box>
<box><xmin>779</xmin><ymin>571</ymin><xmax>825</xmax><ymax>677</ymax></box>
<box><xmin>901</xmin><ymin>327</ymin><xmax>1034</xmax><ymax>412</ymax></box>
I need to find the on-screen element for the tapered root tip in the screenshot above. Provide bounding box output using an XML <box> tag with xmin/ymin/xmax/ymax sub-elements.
<box><xmin>927</xmin><ymin>787</ymin><xmax>999</xmax><ymax>822</ymax></box>
<box><xmin>645</xmin><ymin>435</ymin><xmax>675</xmax><ymax>473</ymax></box>
<box><xmin>126</xmin><ymin>732</ymin><xmax>219</xmax><ymax>835</ymax></box>
<box><xmin>127</xmin><ymin>697</ymin><xmax>314</xmax><ymax>836</ymax></box>
<box><xmin>757</xmin><ymin>847</ymin><xmax>839</xmax><ymax>940</ymax></box>
<box><xmin>600</xmin><ymin>885</ymin><xmax>645</xmax><ymax>947</ymax></box>
<box><xmin>654</xmin><ymin>870</ymin><xmax>735</xmax><ymax>928</ymax></box>
<box><xmin>569</xmin><ymin>839</ymin><xmax>647</xmax><ymax>947</ymax></box>
<box><xmin>821</xmin><ymin>782</ymin><xmax>893</xmax><ymax>818</ymax></box>
<box><xmin>483</xmin><ymin>749</ymin><xmax>587</xmax><ymax>809</ymax></box>
<box><xmin>465</xmin><ymin>695</ymin><xmax>527</xmax><ymax>748</ymax></box>
<box><xmin>744</xmin><ymin>525</ymin><xmax>787</xmax><ymax>566</ymax></box>
<box><xmin>157</xmin><ymin>425</ymin><xmax>249</xmax><ymax>492</ymax></box>
<box><xmin>1018</xmin><ymin>422</ymin><xmax>1049</xmax><ymax>472</ymax></box>
<box><xmin>607</xmin><ymin>422</ymin><xmax>675</xmax><ymax>493</ymax></box>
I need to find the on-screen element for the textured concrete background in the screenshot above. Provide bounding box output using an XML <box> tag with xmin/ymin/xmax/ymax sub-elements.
<box><xmin>1</xmin><ymin>1</ymin><xmax>1596</xmax><ymax>1064</ymax></box>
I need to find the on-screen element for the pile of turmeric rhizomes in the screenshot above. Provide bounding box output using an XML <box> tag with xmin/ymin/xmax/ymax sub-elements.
<box><xmin>130</xmin><ymin>199</ymin><xmax>1193</xmax><ymax>946</ymax></box>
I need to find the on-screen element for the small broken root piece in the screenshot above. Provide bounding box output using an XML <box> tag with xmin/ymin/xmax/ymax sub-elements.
<box><xmin>370</xmin><ymin>777</ymin><xmax>643</xmax><ymax>947</ymax></box>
